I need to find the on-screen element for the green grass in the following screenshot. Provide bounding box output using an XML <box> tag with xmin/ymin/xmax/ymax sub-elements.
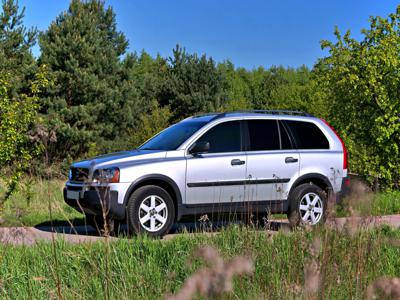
<box><xmin>336</xmin><ymin>189</ymin><xmax>400</xmax><ymax>218</ymax></box>
<box><xmin>370</xmin><ymin>191</ymin><xmax>400</xmax><ymax>216</ymax></box>
<box><xmin>0</xmin><ymin>226</ymin><xmax>399</xmax><ymax>299</ymax></box>
<box><xmin>0</xmin><ymin>178</ymin><xmax>81</xmax><ymax>226</ymax></box>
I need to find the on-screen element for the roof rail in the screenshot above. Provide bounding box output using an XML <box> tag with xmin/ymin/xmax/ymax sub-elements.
<box><xmin>191</xmin><ymin>112</ymin><xmax>220</xmax><ymax>119</ymax></box>
<box><xmin>210</xmin><ymin>110</ymin><xmax>314</xmax><ymax>120</ymax></box>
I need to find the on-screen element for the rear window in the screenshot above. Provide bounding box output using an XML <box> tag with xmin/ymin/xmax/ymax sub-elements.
<box><xmin>285</xmin><ymin>120</ymin><xmax>329</xmax><ymax>149</ymax></box>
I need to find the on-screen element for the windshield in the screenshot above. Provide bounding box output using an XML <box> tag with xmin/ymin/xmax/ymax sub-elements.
<box><xmin>139</xmin><ymin>120</ymin><xmax>208</xmax><ymax>151</ymax></box>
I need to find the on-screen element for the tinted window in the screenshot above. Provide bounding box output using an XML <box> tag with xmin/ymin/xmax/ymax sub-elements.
<box><xmin>196</xmin><ymin>121</ymin><xmax>241</xmax><ymax>153</ymax></box>
<box><xmin>285</xmin><ymin>120</ymin><xmax>329</xmax><ymax>149</ymax></box>
<box><xmin>139</xmin><ymin>120</ymin><xmax>207</xmax><ymax>151</ymax></box>
<box><xmin>279</xmin><ymin>121</ymin><xmax>293</xmax><ymax>150</ymax></box>
<box><xmin>247</xmin><ymin>120</ymin><xmax>280</xmax><ymax>151</ymax></box>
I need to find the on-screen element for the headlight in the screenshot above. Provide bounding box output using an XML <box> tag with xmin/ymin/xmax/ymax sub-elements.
<box><xmin>68</xmin><ymin>169</ymin><xmax>72</xmax><ymax>180</ymax></box>
<box><xmin>92</xmin><ymin>167</ymin><xmax>120</xmax><ymax>183</ymax></box>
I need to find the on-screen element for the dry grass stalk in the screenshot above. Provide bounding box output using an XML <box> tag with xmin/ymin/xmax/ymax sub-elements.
<box><xmin>262</xmin><ymin>207</ymin><xmax>273</xmax><ymax>230</ymax></box>
<box><xmin>198</xmin><ymin>214</ymin><xmax>213</xmax><ymax>232</ymax></box>
<box><xmin>366</xmin><ymin>277</ymin><xmax>400</xmax><ymax>299</ymax></box>
<box><xmin>325</xmin><ymin>180</ymin><xmax>375</xmax><ymax>235</ymax></box>
<box><xmin>166</xmin><ymin>246</ymin><xmax>254</xmax><ymax>300</ymax></box>
<box><xmin>304</xmin><ymin>237</ymin><xmax>322</xmax><ymax>299</ymax></box>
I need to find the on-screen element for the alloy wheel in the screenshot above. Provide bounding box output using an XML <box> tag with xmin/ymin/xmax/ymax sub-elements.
<box><xmin>299</xmin><ymin>192</ymin><xmax>323</xmax><ymax>225</ymax></box>
<box><xmin>138</xmin><ymin>195</ymin><xmax>168</xmax><ymax>232</ymax></box>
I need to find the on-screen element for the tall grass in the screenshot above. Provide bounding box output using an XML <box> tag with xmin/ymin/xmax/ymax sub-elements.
<box><xmin>0</xmin><ymin>178</ymin><xmax>80</xmax><ymax>226</ymax></box>
<box><xmin>0</xmin><ymin>178</ymin><xmax>400</xmax><ymax>298</ymax></box>
<box><xmin>0</xmin><ymin>226</ymin><xmax>399</xmax><ymax>299</ymax></box>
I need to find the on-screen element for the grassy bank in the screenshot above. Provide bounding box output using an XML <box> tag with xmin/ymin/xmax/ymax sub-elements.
<box><xmin>0</xmin><ymin>226</ymin><xmax>399</xmax><ymax>299</ymax></box>
<box><xmin>0</xmin><ymin>178</ymin><xmax>400</xmax><ymax>227</ymax></box>
<box><xmin>0</xmin><ymin>178</ymin><xmax>80</xmax><ymax>226</ymax></box>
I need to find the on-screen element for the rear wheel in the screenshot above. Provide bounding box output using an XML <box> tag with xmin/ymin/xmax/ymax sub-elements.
<box><xmin>127</xmin><ymin>185</ymin><xmax>175</xmax><ymax>237</ymax></box>
<box><xmin>288</xmin><ymin>183</ymin><xmax>327</xmax><ymax>227</ymax></box>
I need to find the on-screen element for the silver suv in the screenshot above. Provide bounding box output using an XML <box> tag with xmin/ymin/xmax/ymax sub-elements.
<box><xmin>64</xmin><ymin>110</ymin><xmax>348</xmax><ymax>237</ymax></box>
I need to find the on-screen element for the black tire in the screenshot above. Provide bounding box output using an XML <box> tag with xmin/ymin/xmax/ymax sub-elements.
<box><xmin>85</xmin><ymin>213</ymin><xmax>121</xmax><ymax>235</ymax></box>
<box><xmin>127</xmin><ymin>185</ymin><xmax>175</xmax><ymax>237</ymax></box>
<box><xmin>287</xmin><ymin>183</ymin><xmax>327</xmax><ymax>227</ymax></box>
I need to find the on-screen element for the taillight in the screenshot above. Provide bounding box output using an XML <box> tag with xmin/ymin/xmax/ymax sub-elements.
<box><xmin>321</xmin><ymin>119</ymin><xmax>348</xmax><ymax>170</ymax></box>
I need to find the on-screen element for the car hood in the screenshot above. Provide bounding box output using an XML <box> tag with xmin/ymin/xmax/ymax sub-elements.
<box><xmin>71</xmin><ymin>150</ymin><xmax>168</xmax><ymax>169</ymax></box>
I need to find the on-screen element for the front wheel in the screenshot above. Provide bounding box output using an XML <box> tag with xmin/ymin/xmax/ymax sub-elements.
<box><xmin>127</xmin><ymin>185</ymin><xmax>175</xmax><ymax>237</ymax></box>
<box><xmin>287</xmin><ymin>183</ymin><xmax>327</xmax><ymax>227</ymax></box>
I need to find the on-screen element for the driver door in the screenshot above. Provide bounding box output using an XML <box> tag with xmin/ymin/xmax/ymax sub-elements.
<box><xmin>185</xmin><ymin>120</ymin><xmax>247</xmax><ymax>206</ymax></box>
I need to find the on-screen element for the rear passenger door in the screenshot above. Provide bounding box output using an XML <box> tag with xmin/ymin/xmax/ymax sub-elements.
<box><xmin>244</xmin><ymin>119</ymin><xmax>299</xmax><ymax>203</ymax></box>
<box><xmin>283</xmin><ymin>120</ymin><xmax>335</xmax><ymax>187</ymax></box>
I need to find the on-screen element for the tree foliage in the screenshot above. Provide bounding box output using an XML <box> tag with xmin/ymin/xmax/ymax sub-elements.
<box><xmin>130</xmin><ymin>100</ymin><xmax>172</xmax><ymax>148</ymax></box>
<box><xmin>39</xmin><ymin>0</ymin><xmax>143</xmax><ymax>160</ymax></box>
<box><xmin>0</xmin><ymin>0</ymin><xmax>37</xmax><ymax>94</ymax></box>
<box><xmin>0</xmin><ymin>0</ymin><xmax>48</xmax><ymax>200</ymax></box>
<box><xmin>0</xmin><ymin>67</ymin><xmax>49</xmax><ymax>201</ymax></box>
<box><xmin>316</xmin><ymin>8</ymin><xmax>400</xmax><ymax>187</ymax></box>
<box><xmin>164</xmin><ymin>45</ymin><xmax>227</xmax><ymax>119</ymax></box>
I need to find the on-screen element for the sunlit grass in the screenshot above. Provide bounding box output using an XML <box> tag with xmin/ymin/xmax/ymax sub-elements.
<box><xmin>0</xmin><ymin>178</ymin><xmax>81</xmax><ymax>226</ymax></box>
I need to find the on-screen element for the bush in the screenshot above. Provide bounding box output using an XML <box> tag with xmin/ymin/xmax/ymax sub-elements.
<box><xmin>0</xmin><ymin>68</ymin><xmax>49</xmax><ymax>201</ymax></box>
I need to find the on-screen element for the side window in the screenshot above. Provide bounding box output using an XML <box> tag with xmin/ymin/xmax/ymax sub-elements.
<box><xmin>285</xmin><ymin>120</ymin><xmax>330</xmax><ymax>149</ymax></box>
<box><xmin>196</xmin><ymin>121</ymin><xmax>241</xmax><ymax>153</ymax></box>
<box><xmin>247</xmin><ymin>120</ymin><xmax>280</xmax><ymax>151</ymax></box>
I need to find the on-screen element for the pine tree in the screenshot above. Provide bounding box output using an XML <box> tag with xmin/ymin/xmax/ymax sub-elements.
<box><xmin>39</xmin><ymin>0</ymin><xmax>142</xmax><ymax>160</ymax></box>
<box><xmin>164</xmin><ymin>45</ymin><xmax>228</xmax><ymax>119</ymax></box>
<box><xmin>0</xmin><ymin>0</ymin><xmax>37</xmax><ymax>95</ymax></box>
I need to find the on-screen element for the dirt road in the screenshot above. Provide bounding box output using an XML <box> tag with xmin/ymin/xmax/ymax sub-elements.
<box><xmin>0</xmin><ymin>214</ymin><xmax>399</xmax><ymax>246</ymax></box>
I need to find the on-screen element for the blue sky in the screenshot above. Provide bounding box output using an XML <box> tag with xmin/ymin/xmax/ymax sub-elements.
<box><xmin>19</xmin><ymin>0</ymin><xmax>399</xmax><ymax>69</ymax></box>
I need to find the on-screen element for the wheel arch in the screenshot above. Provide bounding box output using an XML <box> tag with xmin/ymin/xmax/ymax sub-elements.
<box><xmin>123</xmin><ymin>174</ymin><xmax>183</xmax><ymax>221</ymax></box>
<box><xmin>288</xmin><ymin>173</ymin><xmax>333</xmax><ymax>208</ymax></box>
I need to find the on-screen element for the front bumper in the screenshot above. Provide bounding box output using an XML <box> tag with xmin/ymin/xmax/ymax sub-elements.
<box><xmin>64</xmin><ymin>186</ymin><xmax>126</xmax><ymax>220</ymax></box>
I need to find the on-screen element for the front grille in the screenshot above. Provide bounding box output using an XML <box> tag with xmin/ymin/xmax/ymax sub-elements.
<box><xmin>70</xmin><ymin>168</ymin><xmax>89</xmax><ymax>182</ymax></box>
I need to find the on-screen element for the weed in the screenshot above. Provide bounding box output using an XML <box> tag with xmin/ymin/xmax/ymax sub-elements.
<box><xmin>166</xmin><ymin>245</ymin><xmax>253</xmax><ymax>300</ymax></box>
<box><xmin>367</xmin><ymin>277</ymin><xmax>400</xmax><ymax>299</ymax></box>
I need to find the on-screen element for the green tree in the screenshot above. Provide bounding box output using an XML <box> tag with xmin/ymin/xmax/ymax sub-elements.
<box><xmin>130</xmin><ymin>100</ymin><xmax>172</xmax><ymax>147</ymax></box>
<box><xmin>315</xmin><ymin>7</ymin><xmax>400</xmax><ymax>188</ymax></box>
<box><xmin>164</xmin><ymin>45</ymin><xmax>227</xmax><ymax>119</ymax></box>
<box><xmin>219</xmin><ymin>63</ymin><xmax>325</xmax><ymax>116</ymax></box>
<box><xmin>39</xmin><ymin>0</ymin><xmax>143</xmax><ymax>161</ymax></box>
<box><xmin>218</xmin><ymin>61</ymin><xmax>252</xmax><ymax>110</ymax></box>
<box><xmin>130</xmin><ymin>51</ymin><xmax>168</xmax><ymax>105</ymax></box>
<box><xmin>0</xmin><ymin>0</ymin><xmax>47</xmax><ymax>200</ymax></box>
<box><xmin>0</xmin><ymin>0</ymin><xmax>37</xmax><ymax>95</ymax></box>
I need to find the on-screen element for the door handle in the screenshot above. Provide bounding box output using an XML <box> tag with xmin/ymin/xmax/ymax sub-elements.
<box><xmin>285</xmin><ymin>157</ymin><xmax>298</xmax><ymax>163</ymax></box>
<box><xmin>231</xmin><ymin>159</ymin><xmax>245</xmax><ymax>166</ymax></box>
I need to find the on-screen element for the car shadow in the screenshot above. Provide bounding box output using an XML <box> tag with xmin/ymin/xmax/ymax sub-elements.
<box><xmin>34</xmin><ymin>217</ymin><xmax>290</xmax><ymax>237</ymax></box>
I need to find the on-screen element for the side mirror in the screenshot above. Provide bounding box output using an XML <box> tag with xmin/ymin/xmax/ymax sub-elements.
<box><xmin>189</xmin><ymin>141</ymin><xmax>210</xmax><ymax>155</ymax></box>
